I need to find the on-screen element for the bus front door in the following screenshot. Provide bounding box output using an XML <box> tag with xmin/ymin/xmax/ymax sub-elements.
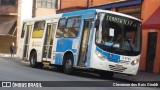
<box><xmin>42</xmin><ymin>23</ymin><xmax>56</xmax><ymax>62</ymax></box>
<box><xmin>78</xmin><ymin>19</ymin><xmax>93</xmax><ymax>66</ymax></box>
<box><xmin>23</xmin><ymin>25</ymin><xmax>32</xmax><ymax>60</ymax></box>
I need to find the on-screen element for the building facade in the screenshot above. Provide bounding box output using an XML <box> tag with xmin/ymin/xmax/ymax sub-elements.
<box><xmin>32</xmin><ymin>0</ymin><xmax>59</xmax><ymax>17</ymax></box>
<box><xmin>0</xmin><ymin>0</ymin><xmax>60</xmax><ymax>54</ymax></box>
<box><xmin>57</xmin><ymin>0</ymin><xmax>127</xmax><ymax>13</ymax></box>
<box><xmin>0</xmin><ymin>0</ymin><xmax>18</xmax><ymax>53</ymax></box>
<box><xmin>141</xmin><ymin>0</ymin><xmax>160</xmax><ymax>73</ymax></box>
<box><xmin>17</xmin><ymin>0</ymin><xmax>60</xmax><ymax>56</ymax></box>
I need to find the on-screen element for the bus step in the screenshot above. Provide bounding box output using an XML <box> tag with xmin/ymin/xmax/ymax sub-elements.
<box><xmin>75</xmin><ymin>66</ymin><xmax>86</xmax><ymax>69</ymax></box>
<box><xmin>42</xmin><ymin>61</ymin><xmax>50</xmax><ymax>65</ymax></box>
<box><xmin>77</xmin><ymin>65</ymin><xmax>86</xmax><ymax>67</ymax></box>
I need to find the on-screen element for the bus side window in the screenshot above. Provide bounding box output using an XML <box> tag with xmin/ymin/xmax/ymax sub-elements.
<box><xmin>56</xmin><ymin>18</ymin><xmax>66</xmax><ymax>38</ymax></box>
<box><xmin>64</xmin><ymin>17</ymin><xmax>80</xmax><ymax>38</ymax></box>
<box><xmin>32</xmin><ymin>21</ymin><xmax>45</xmax><ymax>38</ymax></box>
<box><xmin>21</xmin><ymin>22</ymin><xmax>27</xmax><ymax>38</ymax></box>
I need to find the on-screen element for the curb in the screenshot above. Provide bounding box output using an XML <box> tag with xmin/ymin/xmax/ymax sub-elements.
<box><xmin>0</xmin><ymin>54</ymin><xmax>17</xmax><ymax>58</ymax></box>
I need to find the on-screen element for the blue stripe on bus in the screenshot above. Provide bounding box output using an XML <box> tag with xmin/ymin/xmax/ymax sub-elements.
<box><xmin>55</xmin><ymin>38</ymin><xmax>77</xmax><ymax>65</ymax></box>
<box><xmin>56</xmin><ymin>38</ymin><xmax>77</xmax><ymax>53</ymax></box>
<box><xmin>96</xmin><ymin>47</ymin><xmax>120</xmax><ymax>63</ymax></box>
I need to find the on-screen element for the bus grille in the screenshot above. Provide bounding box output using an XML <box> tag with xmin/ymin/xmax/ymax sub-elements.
<box><xmin>109</xmin><ymin>65</ymin><xmax>127</xmax><ymax>72</ymax></box>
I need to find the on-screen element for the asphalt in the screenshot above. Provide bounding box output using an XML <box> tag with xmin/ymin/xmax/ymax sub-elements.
<box><xmin>1</xmin><ymin>53</ymin><xmax>160</xmax><ymax>82</ymax></box>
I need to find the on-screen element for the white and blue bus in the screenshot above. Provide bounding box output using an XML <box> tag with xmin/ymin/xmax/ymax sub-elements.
<box><xmin>18</xmin><ymin>9</ymin><xmax>141</xmax><ymax>78</ymax></box>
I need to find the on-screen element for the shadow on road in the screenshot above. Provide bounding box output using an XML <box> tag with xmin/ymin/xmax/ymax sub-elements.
<box><xmin>43</xmin><ymin>66</ymin><xmax>134</xmax><ymax>83</ymax></box>
<box><xmin>1</xmin><ymin>57</ymin><xmax>135</xmax><ymax>83</ymax></box>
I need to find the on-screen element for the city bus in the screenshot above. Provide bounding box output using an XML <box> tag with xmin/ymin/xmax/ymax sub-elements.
<box><xmin>18</xmin><ymin>9</ymin><xmax>141</xmax><ymax>78</ymax></box>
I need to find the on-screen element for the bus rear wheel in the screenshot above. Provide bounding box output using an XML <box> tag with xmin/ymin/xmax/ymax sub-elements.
<box><xmin>30</xmin><ymin>51</ymin><xmax>43</xmax><ymax>68</ymax></box>
<box><xmin>63</xmin><ymin>55</ymin><xmax>74</xmax><ymax>74</ymax></box>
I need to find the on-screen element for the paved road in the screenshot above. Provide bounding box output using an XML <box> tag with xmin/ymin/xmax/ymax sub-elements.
<box><xmin>0</xmin><ymin>57</ymin><xmax>159</xmax><ymax>90</ymax></box>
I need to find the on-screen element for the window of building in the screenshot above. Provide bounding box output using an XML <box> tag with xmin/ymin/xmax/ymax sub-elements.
<box><xmin>63</xmin><ymin>17</ymin><xmax>80</xmax><ymax>38</ymax></box>
<box><xmin>56</xmin><ymin>18</ymin><xmax>66</xmax><ymax>38</ymax></box>
<box><xmin>0</xmin><ymin>0</ymin><xmax>15</xmax><ymax>5</ymax></box>
<box><xmin>37</xmin><ymin>0</ymin><xmax>58</xmax><ymax>9</ymax></box>
<box><xmin>32</xmin><ymin>21</ymin><xmax>45</xmax><ymax>38</ymax></box>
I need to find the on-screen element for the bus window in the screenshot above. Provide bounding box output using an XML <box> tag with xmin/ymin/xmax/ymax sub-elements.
<box><xmin>56</xmin><ymin>18</ymin><xmax>66</xmax><ymax>38</ymax></box>
<box><xmin>32</xmin><ymin>21</ymin><xmax>45</xmax><ymax>38</ymax></box>
<box><xmin>64</xmin><ymin>17</ymin><xmax>80</xmax><ymax>38</ymax></box>
<box><xmin>21</xmin><ymin>22</ymin><xmax>27</xmax><ymax>38</ymax></box>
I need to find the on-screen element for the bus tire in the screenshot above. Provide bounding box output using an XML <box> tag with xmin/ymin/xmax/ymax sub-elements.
<box><xmin>99</xmin><ymin>71</ymin><xmax>114</xmax><ymax>79</ymax></box>
<box><xmin>30</xmin><ymin>51</ymin><xmax>43</xmax><ymax>68</ymax></box>
<box><xmin>63</xmin><ymin>55</ymin><xmax>74</xmax><ymax>74</ymax></box>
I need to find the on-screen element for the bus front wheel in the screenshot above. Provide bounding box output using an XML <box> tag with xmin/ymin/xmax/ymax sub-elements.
<box><xmin>30</xmin><ymin>51</ymin><xmax>43</xmax><ymax>68</ymax></box>
<box><xmin>63</xmin><ymin>55</ymin><xmax>74</xmax><ymax>74</ymax></box>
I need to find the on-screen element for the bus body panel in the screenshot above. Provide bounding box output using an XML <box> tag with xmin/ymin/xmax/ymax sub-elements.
<box><xmin>18</xmin><ymin>9</ymin><xmax>141</xmax><ymax>76</ymax></box>
<box><xmin>20</xmin><ymin>14</ymin><xmax>62</xmax><ymax>62</ymax></box>
<box><xmin>18</xmin><ymin>31</ymin><xmax>27</xmax><ymax>59</ymax></box>
<box><xmin>54</xmin><ymin>38</ymin><xmax>78</xmax><ymax>65</ymax></box>
<box><xmin>18</xmin><ymin>21</ymin><xmax>34</xmax><ymax>60</ymax></box>
<box><xmin>29</xmin><ymin>39</ymin><xmax>43</xmax><ymax>62</ymax></box>
<box><xmin>54</xmin><ymin>9</ymin><xmax>96</xmax><ymax>66</ymax></box>
<box><xmin>90</xmin><ymin>49</ymin><xmax>140</xmax><ymax>75</ymax></box>
<box><xmin>88</xmin><ymin>9</ymin><xmax>141</xmax><ymax>75</ymax></box>
<box><xmin>89</xmin><ymin>29</ymin><xmax>140</xmax><ymax>75</ymax></box>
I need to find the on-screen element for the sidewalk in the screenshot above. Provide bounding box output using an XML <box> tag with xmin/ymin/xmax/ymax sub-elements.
<box><xmin>114</xmin><ymin>71</ymin><xmax>160</xmax><ymax>81</ymax></box>
<box><xmin>0</xmin><ymin>53</ymin><xmax>17</xmax><ymax>57</ymax></box>
<box><xmin>0</xmin><ymin>54</ymin><xmax>160</xmax><ymax>81</ymax></box>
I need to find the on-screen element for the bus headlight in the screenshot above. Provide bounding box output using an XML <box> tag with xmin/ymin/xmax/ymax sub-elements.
<box><xmin>131</xmin><ymin>59</ymin><xmax>139</xmax><ymax>65</ymax></box>
<box><xmin>95</xmin><ymin>51</ymin><xmax>105</xmax><ymax>60</ymax></box>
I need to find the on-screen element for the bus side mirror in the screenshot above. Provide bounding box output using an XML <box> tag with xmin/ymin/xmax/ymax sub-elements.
<box><xmin>94</xmin><ymin>19</ymin><xmax>100</xmax><ymax>28</ymax></box>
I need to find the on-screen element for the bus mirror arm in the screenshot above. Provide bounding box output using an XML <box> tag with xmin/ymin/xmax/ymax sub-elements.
<box><xmin>94</xmin><ymin>19</ymin><xmax>100</xmax><ymax>28</ymax></box>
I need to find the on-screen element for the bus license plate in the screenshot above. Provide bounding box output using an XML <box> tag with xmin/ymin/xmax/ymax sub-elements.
<box><xmin>115</xmin><ymin>64</ymin><xmax>123</xmax><ymax>69</ymax></box>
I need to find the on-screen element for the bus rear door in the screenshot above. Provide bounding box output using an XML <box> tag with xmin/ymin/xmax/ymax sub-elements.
<box><xmin>42</xmin><ymin>22</ymin><xmax>57</xmax><ymax>63</ymax></box>
<box><xmin>23</xmin><ymin>22</ymin><xmax>33</xmax><ymax>60</ymax></box>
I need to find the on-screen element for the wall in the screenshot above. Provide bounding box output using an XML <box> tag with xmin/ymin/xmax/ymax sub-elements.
<box><xmin>17</xmin><ymin>0</ymin><xmax>33</xmax><ymax>57</ymax></box>
<box><xmin>0</xmin><ymin>0</ymin><xmax>18</xmax><ymax>54</ymax></box>
<box><xmin>89</xmin><ymin>0</ymin><xmax>123</xmax><ymax>7</ymax></box>
<box><xmin>142</xmin><ymin>0</ymin><xmax>160</xmax><ymax>23</ymax></box>
<box><xmin>34</xmin><ymin>8</ymin><xmax>57</xmax><ymax>17</ymax></box>
<box><xmin>0</xmin><ymin>0</ymin><xmax>18</xmax><ymax>32</ymax></box>
<box><xmin>61</xmin><ymin>0</ymin><xmax>88</xmax><ymax>9</ymax></box>
<box><xmin>141</xmin><ymin>0</ymin><xmax>160</xmax><ymax>73</ymax></box>
<box><xmin>20</xmin><ymin>0</ymin><xmax>33</xmax><ymax>23</ymax></box>
<box><xmin>0</xmin><ymin>5</ymin><xmax>17</xmax><ymax>15</ymax></box>
<box><xmin>60</xmin><ymin>0</ymin><xmax>121</xmax><ymax>9</ymax></box>
<box><xmin>0</xmin><ymin>36</ymin><xmax>16</xmax><ymax>53</ymax></box>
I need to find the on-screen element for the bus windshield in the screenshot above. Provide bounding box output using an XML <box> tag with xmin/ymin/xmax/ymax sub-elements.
<box><xmin>95</xmin><ymin>13</ymin><xmax>141</xmax><ymax>56</ymax></box>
